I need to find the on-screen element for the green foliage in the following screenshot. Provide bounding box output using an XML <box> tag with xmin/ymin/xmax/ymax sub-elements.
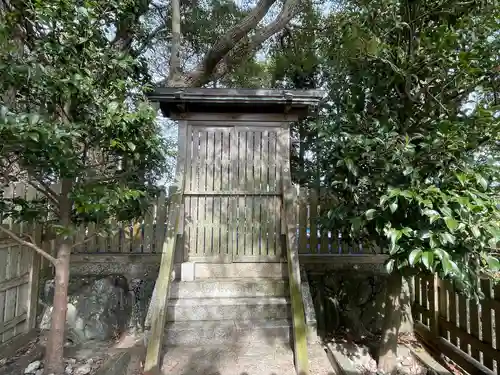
<box><xmin>314</xmin><ymin>0</ymin><xmax>500</xmax><ymax>298</ymax></box>
<box><xmin>0</xmin><ymin>0</ymin><xmax>170</xmax><ymax>238</ymax></box>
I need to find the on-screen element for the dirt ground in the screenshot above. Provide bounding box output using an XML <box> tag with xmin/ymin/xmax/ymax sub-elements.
<box><xmin>0</xmin><ymin>331</ymin><xmax>143</xmax><ymax>375</ymax></box>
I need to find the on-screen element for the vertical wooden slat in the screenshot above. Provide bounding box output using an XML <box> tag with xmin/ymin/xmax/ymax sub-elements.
<box><xmin>214</xmin><ymin>131</ymin><xmax>222</xmax><ymax>192</ymax></box>
<box><xmin>221</xmin><ymin>131</ymin><xmax>230</xmax><ymax>257</ymax></box>
<box><xmin>131</xmin><ymin>220</ymin><xmax>143</xmax><ymax>253</ymax></box>
<box><xmin>457</xmin><ymin>293</ymin><xmax>468</xmax><ymax>354</ymax></box>
<box><xmin>246</xmin><ymin>131</ymin><xmax>254</xmax><ymax>192</ymax></box>
<box><xmin>244</xmin><ymin>196</ymin><xmax>252</xmax><ymax>258</ymax></box>
<box><xmin>261</xmin><ymin>196</ymin><xmax>269</xmax><ymax>257</ymax></box>
<box><xmin>73</xmin><ymin>225</ymin><xmax>86</xmax><ymax>253</ymax></box>
<box><xmin>309</xmin><ymin>189</ymin><xmax>318</xmax><ymax>254</ymax></box>
<box><xmin>0</xmin><ymin>234</ymin><xmax>5</xmax><ymax>344</ymax></box>
<box><xmin>480</xmin><ymin>278</ymin><xmax>493</xmax><ymax>370</ymax></box>
<box><xmin>221</xmin><ymin>196</ymin><xmax>229</xmax><ymax>257</ymax></box>
<box><xmin>228</xmin><ymin>128</ymin><xmax>238</xmax><ymax>261</ymax></box>
<box><xmin>190</xmin><ymin>129</ymin><xmax>199</xmax><ymax>193</ymax></box>
<box><xmin>25</xmin><ymin>185</ymin><xmax>40</xmax><ymax>331</ymax></box>
<box><xmin>414</xmin><ymin>276</ymin><xmax>421</xmax><ymax>323</ymax></box>
<box><xmin>143</xmin><ymin>206</ymin><xmax>155</xmax><ymax>253</ymax></box>
<box><xmin>183</xmin><ymin>196</ymin><xmax>192</xmax><ymax>259</ymax></box>
<box><xmin>221</xmin><ymin>129</ymin><xmax>230</xmax><ymax>192</ymax></box>
<box><xmin>440</xmin><ymin>280</ymin><xmax>450</xmax><ymax>341</ymax></box>
<box><xmin>245</xmin><ymin>131</ymin><xmax>253</xmax><ymax>257</ymax></box>
<box><xmin>252</xmin><ymin>197</ymin><xmax>260</xmax><ymax>257</ymax></box>
<box><xmin>155</xmin><ymin>192</ymin><xmax>167</xmax><ymax>254</ymax></box>
<box><xmin>185</xmin><ymin>126</ymin><xmax>193</xmax><ymax>192</ymax></box>
<box><xmin>206</xmin><ymin>131</ymin><xmax>215</xmax><ymax>257</ymax></box>
<box><xmin>298</xmin><ymin>188</ymin><xmax>307</xmax><ymax>254</ymax></box>
<box><xmin>268</xmin><ymin>131</ymin><xmax>276</xmax><ymax>192</ymax></box>
<box><xmin>97</xmin><ymin>221</ymin><xmax>108</xmax><ymax>253</ymax></box>
<box><xmin>213</xmin><ymin>195</ymin><xmax>221</xmax><ymax>258</ymax></box>
<box><xmin>274</xmin><ymin>130</ymin><xmax>281</xmax><ymax>193</ymax></box>
<box><xmin>468</xmin><ymin>291</ymin><xmax>480</xmax><ymax>360</ymax></box>
<box><xmin>429</xmin><ymin>276</ymin><xmax>439</xmax><ymax>338</ymax></box>
<box><xmin>254</xmin><ymin>131</ymin><xmax>262</xmax><ymax>191</ymax></box>
<box><xmin>85</xmin><ymin>222</ymin><xmax>96</xmax><ymax>253</ymax></box>
<box><xmin>494</xmin><ymin>283</ymin><xmax>500</xmax><ymax>370</ymax></box>
<box><xmin>13</xmin><ymin>183</ymin><xmax>26</xmax><ymax>336</ymax></box>
<box><xmin>237</xmin><ymin>195</ymin><xmax>245</xmax><ymax>258</ymax></box>
<box><xmin>262</xmin><ymin>130</ymin><xmax>269</xmax><ymax>192</ymax></box>
<box><xmin>196</xmin><ymin>131</ymin><xmax>206</xmax><ymax>257</ymax></box>
<box><xmin>236</xmin><ymin>130</ymin><xmax>245</xmax><ymax>259</ymax></box>
<box><xmin>3</xmin><ymin>184</ymin><xmax>17</xmax><ymax>341</ymax></box>
<box><xmin>195</xmin><ymin>197</ymin><xmax>203</xmax><ymax>258</ymax></box>
<box><xmin>448</xmin><ymin>283</ymin><xmax>458</xmax><ymax>347</ymax></box>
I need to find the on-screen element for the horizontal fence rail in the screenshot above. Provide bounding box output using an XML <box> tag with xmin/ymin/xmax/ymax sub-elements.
<box><xmin>1</xmin><ymin>183</ymin><xmax>384</xmax><ymax>256</ymax></box>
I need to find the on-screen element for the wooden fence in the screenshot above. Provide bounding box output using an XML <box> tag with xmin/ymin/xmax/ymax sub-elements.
<box><xmin>0</xmin><ymin>184</ymin><xmax>40</xmax><ymax>350</ymax></box>
<box><xmin>66</xmin><ymin>187</ymin><xmax>383</xmax><ymax>255</ymax></box>
<box><xmin>413</xmin><ymin>275</ymin><xmax>500</xmax><ymax>375</ymax></box>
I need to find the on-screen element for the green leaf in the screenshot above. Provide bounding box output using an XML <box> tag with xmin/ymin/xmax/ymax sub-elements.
<box><xmin>455</xmin><ymin>173</ymin><xmax>467</xmax><ymax>186</ymax></box>
<box><xmin>385</xmin><ymin>258</ymin><xmax>395</xmax><ymax>274</ymax></box>
<box><xmin>127</xmin><ymin>142</ymin><xmax>136</xmax><ymax>151</ymax></box>
<box><xmin>409</xmin><ymin>249</ymin><xmax>423</xmax><ymax>266</ymax></box>
<box><xmin>389</xmin><ymin>201</ymin><xmax>398</xmax><ymax>213</ymax></box>
<box><xmin>429</xmin><ymin>235</ymin><xmax>440</xmax><ymax>248</ymax></box>
<box><xmin>403</xmin><ymin>166</ymin><xmax>413</xmax><ymax>176</ymax></box>
<box><xmin>444</xmin><ymin>217</ymin><xmax>459</xmax><ymax>231</ymax></box>
<box><xmin>440</xmin><ymin>206</ymin><xmax>453</xmax><ymax>217</ymax></box>
<box><xmin>442</xmin><ymin>256</ymin><xmax>453</xmax><ymax>276</ymax></box>
<box><xmin>439</xmin><ymin>232</ymin><xmax>456</xmax><ymax>245</ymax></box>
<box><xmin>28</xmin><ymin>113</ymin><xmax>40</xmax><ymax>125</ymax></box>
<box><xmin>365</xmin><ymin>209</ymin><xmax>376</xmax><ymax>220</ymax></box>
<box><xmin>488</xmin><ymin>237</ymin><xmax>498</xmax><ymax>248</ymax></box>
<box><xmin>485</xmin><ymin>256</ymin><xmax>500</xmax><ymax>271</ymax></box>
<box><xmin>421</xmin><ymin>251</ymin><xmax>434</xmax><ymax>270</ymax></box>
<box><xmin>475</xmin><ymin>174</ymin><xmax>488</xmax><ymax>190</ymax></box>
<box><xmin>471</xmin><ymin>225</ymin><xmax>481</xmax><ymax>238</ymax></box>
<box><xmin>345</xmin><ymin>158</ymin><xmax>358</xmax><ymax>176</ymax></box>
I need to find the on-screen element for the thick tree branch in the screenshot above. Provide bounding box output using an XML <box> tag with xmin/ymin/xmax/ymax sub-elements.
<box><xmin>184</xmin><ymin>0</ymin><xmax>278</xmax><ymax>86</ymax></box>
<box><xmin>0</xmin><ymin>225</ymin><xmax>57</xmax><ymax>265</ymax></box>
<box><xmin>112</xmin><ymin>0</ymin><xmax>153</xmax><ymax>52</ymax></box>
<box><xmin>71</xmin><ymin>233</ymin><xmax>98</xmax><ymax>249</ymax></box>
<box><xmin>28</xmin><ymin>178</ymin><xmax>59</xmax><ymax>206</ymax></box>
<box><xmin>188</xmin><ymin>0</ymin><xmax>300</xmax><ymax>87</ymax></box>
<box><xmin>134</xmin><ymin>23</ymin><xmax>169</xmax><ymax>57</ymax></box>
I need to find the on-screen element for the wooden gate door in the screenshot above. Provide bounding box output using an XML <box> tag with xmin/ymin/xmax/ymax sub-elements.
<box><xmin>183</xmin><ymin>124</ymin><xmax>284</xmax><ymax>263</ymax></box>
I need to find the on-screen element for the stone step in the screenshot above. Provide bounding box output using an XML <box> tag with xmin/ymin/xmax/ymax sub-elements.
<box><xmin>163</xmin><ymin>319</ymin><xmax>292</xmax><ymax>346</ymax></box>
<box><xmin>167</xmin><ymin>297</ymin><xmax>291</xmax><ymax>321</ymax></box>
<box><xmin>188</xmin><ymin>262</ymin><xmax>288</xmax><ymax>280</ymax></box>
<box><xmin>169</xmin><ymin>279</ymin><xmax>289</xmax><ymax>299</ymax></box>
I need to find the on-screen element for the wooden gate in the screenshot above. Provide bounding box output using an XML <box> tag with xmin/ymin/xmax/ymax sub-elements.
<box><xmin>182</xmin><ymin>124</ymin><xmax>285</xmax><ymax>263</ymax></box>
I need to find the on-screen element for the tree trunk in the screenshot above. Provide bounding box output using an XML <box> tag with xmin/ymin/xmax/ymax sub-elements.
<box><xmin>44</xmin><ymin>179</ymin><xmax>73</xmax><ymax>375</ymax></box>
<box><xmin>44</xmin><ymin>242</ymin><xmax>71</xmax><ymax>375</ymax></box>
<box><xmin>377</xmin><ymin>271</ymin><xmax>403</xmax><ymax>374</ymax></box>
<box><xmin>169</xmin><ymin>0</ymin><xmax>181</xmax><ymax>84</ymax></box>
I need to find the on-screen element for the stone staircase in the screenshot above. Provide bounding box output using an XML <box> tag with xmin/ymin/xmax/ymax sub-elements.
<box><xmin>163</xmin><ymin>263</ymin><xmax>292</xmax><ymax>347</ymax></box>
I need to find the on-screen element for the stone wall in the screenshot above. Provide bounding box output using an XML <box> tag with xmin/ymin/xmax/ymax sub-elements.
<box><xmin>304</xmin><ymin>260</ymin><xmax>413</xmax><ymax>340</ymax></box>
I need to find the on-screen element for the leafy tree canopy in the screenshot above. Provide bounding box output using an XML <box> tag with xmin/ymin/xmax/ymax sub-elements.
<box><xmin>314</xmin><ymin>0</ymin><xmax>500</xmax><ymax>296</ymax></box>
<box><xmin>0</xmin><ymin>0</ymin><xmax>170</xmax><ymax>241</ymax></box>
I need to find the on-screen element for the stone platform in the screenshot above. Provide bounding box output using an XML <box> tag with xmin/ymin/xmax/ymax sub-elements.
<box><xmin>161</xmin><ymin>341</ymin><xmax>334</xmax><ymax>375</ymax></box>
